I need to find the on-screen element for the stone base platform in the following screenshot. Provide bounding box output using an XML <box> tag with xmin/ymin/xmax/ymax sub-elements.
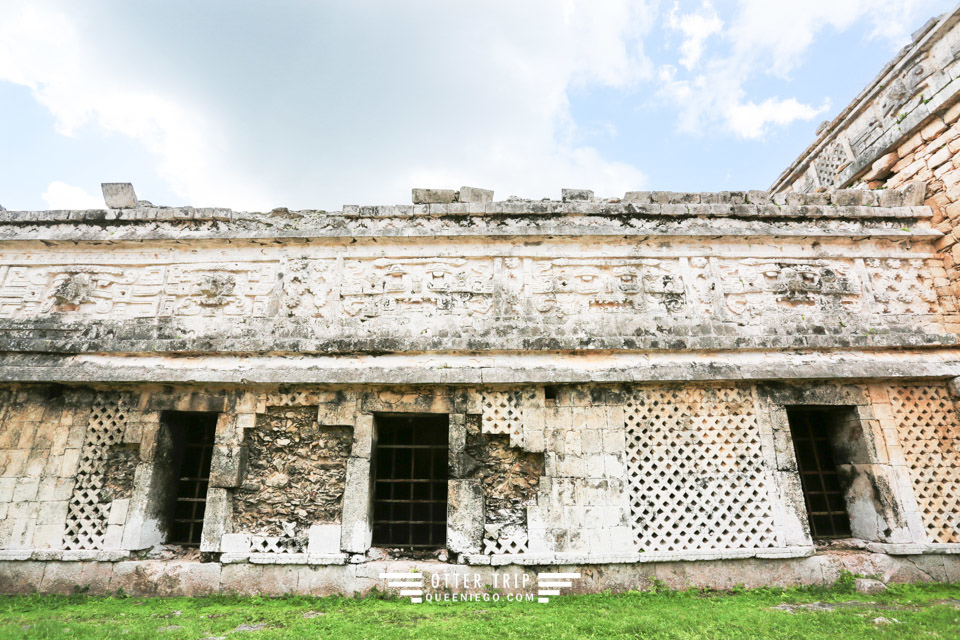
<box><xmin>1</xmin><ymin>552</ymin><xmax>958</xmax><ymax>597</ymax></box>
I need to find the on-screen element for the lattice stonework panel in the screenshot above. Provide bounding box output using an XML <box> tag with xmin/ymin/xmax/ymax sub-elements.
<box><xmin>814</xmin><ymin>140</ymin><xmax>850</xmax><ymax>189</ymax></box>
<box><xmin>480</xmin><ymin>390</ymin><xmax>523</xmax><ymax>448</ymax></box>
<box><xmin>62</xmin><ymin>395</ymin><xmax>131</xmax><ymax>550</ymax></box>
<box><xmin>624</xmin><ymin>386</ymin><xmax>778</xmax><ymax>552</ymax></box>
<box><xmin>888</xmin><ymin>385</ymin><xmax>960</xmax><ymax>544</ymax></box>
<box><xmin>250</xmin><ymin>535</ymin><xmax>303</xmax><ymax>554</ymax></box>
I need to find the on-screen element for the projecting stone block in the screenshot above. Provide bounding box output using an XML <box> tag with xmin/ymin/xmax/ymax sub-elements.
<box><xmin>412</xmin><ymin>188</ymin><xmax>457</xmax><ymax>204</ymax></box>
<box><xmin>830</xmin><ymin>189</ymin><xmax>869</xmax><ymax>206</ymax></box>
<box><xmin>208</xmin><ymin>445</ymin><xmax>248</xmax><ymax>488</ymax></box>
<box><xmin>899</xmin><ymin>181</ymin><xmax>926</xmax><ymax>206</ymax></box>
<box><xmin>458</xmin><ymin>186</ymin><xmax>494</xmax><ymax>203</ymax></box>
<box><xmin>864</xmin><ymin>152</ymin><xmax>900</xmax><ymax>181</ymax></box>
<box><xmin>350</xmin><ymin>414</ymin><xmax>374</xmax><ymax>459</ymax></box>
<box><xmin>877</xmin><ymin>188</ymin><xmax>905</xmax><ymax>207</ymax></box>
<box><xmin>562</xmin><ymin>188</ymin><xmax>594</xmax><ymax>202</ymax></box>
<box><xmin>101</xmin><ymin>183</ymin><xmax>137</xmax><ymax>209</ymax></box>
<box><xmin>308</xmin><ymin>524</ymin><xmax>342</xmax><ymax>554</ymax></box>
<box><xmin>622</xmin><ymin>191</ymin><xmax>651</xmax><ymax>204</ymax></box>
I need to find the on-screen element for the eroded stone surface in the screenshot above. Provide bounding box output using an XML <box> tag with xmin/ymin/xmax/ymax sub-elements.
<box><xmin>232</xmin><ymin>407</ymin><xmax>351</xmax><ymax>537</ymax></box>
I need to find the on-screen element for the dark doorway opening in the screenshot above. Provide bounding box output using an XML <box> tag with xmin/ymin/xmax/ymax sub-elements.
<box><xmin>160</xmin><ymin>411</ymin><xmax>218</xmax><ymax>547</ymax></box>
<box><xmin>372</xmin><ymin>414</ymin><xmax>448</xmax><ymax>548</ymax></box>
<box><xmin>786</xmin><ymin>408</ymin><xmax>853</xmax><ymax>540</ymax></box>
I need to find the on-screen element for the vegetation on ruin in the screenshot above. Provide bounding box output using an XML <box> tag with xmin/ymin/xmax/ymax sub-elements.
<box><xmin>0</xmin><ymin>579</ymin><xmax>958</xmax><ymax>639</ymax></box>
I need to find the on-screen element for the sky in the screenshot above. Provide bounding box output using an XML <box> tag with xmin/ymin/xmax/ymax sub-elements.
<box><xmin>0</xmin><ymin>0</ymin><xmax>956</xmax><ymax>212</ymax></box>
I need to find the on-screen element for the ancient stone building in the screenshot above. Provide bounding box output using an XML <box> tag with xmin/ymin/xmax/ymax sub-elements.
<box><xmin>3</xmin><ymin>9</ymin><xmax>960</xmax><ymax>597</ymax></box>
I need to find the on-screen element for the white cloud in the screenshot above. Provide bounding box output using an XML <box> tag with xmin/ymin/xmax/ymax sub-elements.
<box><xmin>0</xmin><ymin>0</ymin><xmax>658</xmax><ymax>209</ymax></box>
<box><xmin>0</xmin><ymin>2</ymin><xmax>275</xmax><ymax>210</ymax></box>
<box><xmin>726</xmin><ymin>98</ymin><xmax>831</xmax><ymax>139</ymax></box>
<box><xmin>41</xmin><ymin>181</ymin><xmax>102</xmax><ymax>209</ymax></box>
<box><xmin>666</xmin><ymin>1</ymin><xmax>723</xmax><ymax>70</ymax></box>
<box><xmin>656</xmin><ymin>0</ymin><xmax>943</xmax><ymax>140</ymax></box>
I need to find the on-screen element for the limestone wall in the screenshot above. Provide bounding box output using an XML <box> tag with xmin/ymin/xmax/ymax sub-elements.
<box><xmin>772</xmin><ymin>8</ymin><xmax>960</xmax><ymax>194</ymax></box>
<box><xmin>772</xmin><ymin>7</ymin><xmax>960</xmax><ymax>302</ymax></box>
<box><xmin>0</xmin><ymin>184</ymin><xmax>951</xmax><ymax>358</ymax></box>
<box><xmin>0</xmin><ymin>388</ymin><xmax>87</xmax><ymax>551</ymax></box>
<box><xmin>0</xmin><ymin>380</ymin><xmax>955</xmax><ymax>566</ymax></box>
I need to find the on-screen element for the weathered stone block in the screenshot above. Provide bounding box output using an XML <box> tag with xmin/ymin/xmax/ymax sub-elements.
<box><xmin>351</xmin><ymin>414</ymin><xmax>374</xmax><ymax>459</ymax></box>
<box><xmin>103</xmin><ymin>524</ymin><xmax>124</xmax><ymax>549</ymax></box>
<box><xmin>107</xmin><ymin>498</ymin><xmax>129</xmax><ymax>526</ymax></box>
<box><xmin>340</xmin><ymin>458</ymin><xmax>372</xmax><ymax>553</ymax></box>
<box><xmin>854</xmin><ymin>577</ymin><xmax>888</xmax><ymax>593</ymax></box>
<box><xmin>622</xmin><ymin>191</ymin><xmax>651</xmax><ymax>204</ymax></box>
<box><xmin>32</xmin><ymin>524</ymin><xmax>63</xmax><ymax>549</ymax></box>
<box><xmin>307</xmin><ymin>524</ymin><xmax>342</xmax><ymax>554</ymax></box>
<box><xmin>562</xmin><ymin>188</ymin><xmax>594</xmax><ymax>202</ymax></box>
<box><xmin>900</xmin><ymin>181</ymin><xmax>926</xmax><ymax>206</ymax></box>
<box><xmin>220</xmin><ymin>532</ymin><xmax>251</xmax><ymax>553</ymax></box>
<box><xmin>101</xmin><ymin>183</ymin><xmax>137</xmax><ymax>209</ymax></box>
<box><xmin>0</xmin><ymin>561</ymin><xmax>48</xmax><ymax>594</ymax></box>
<box><xmin>37</xmin><ymin>501</ymin><xmax>68</xmax><ymax>526</ymax></box>
<box><xmin>0</xmin><ymin>478</ymin><xmax>16</xmax><ymax>503</ymax></box>
<box><xmin>200</xmin><ymin>488</ymin><xmax>232</xmax><ymax>552</ymax></box>
<box><xmin>208</xmin><ymin>445</ymin><xmax>248</xmax><ymax>488</ymax></box>
<box><xmin>458</xmin><ymin>186</ymin><xmax>494</xmax><ymax>203</ymax></box>
<box><xmin>447</xmin><ymin>479</ymin><xmax>483</xmax><ymax>554</ymax></box>
<box><xmin>39</xmin><ymin>562</ymin><xmax>84</xmax><ymax>594</ymax></box>
<box><xmin>877</xmin><ymin>188</ymin><xmax>904</xmax><ymax>207</ymax></box>
<box><xmin>297</xmin><ymin>565</ymin><xmax>355</xmax><ymax>596</ymax></box>
<box><xmin>412</xmin><ymin>188</ymin><xmax>457</xmax><ymax>204</ymax></box>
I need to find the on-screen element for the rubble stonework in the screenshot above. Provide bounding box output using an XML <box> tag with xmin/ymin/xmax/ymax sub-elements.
<box><xmin>465</xmin><ymin>419</ymin><xmax>545</xmax><ymax>555</ymax></box>
<box><xmin>4</xmin><ymin>8</ymin><xmax>960</xmax><ymax>594</ymax></box>
<box><xmin>232</xmin><ymin>406</ymin><xmax>351</xmax><ymax>538</ymax></box>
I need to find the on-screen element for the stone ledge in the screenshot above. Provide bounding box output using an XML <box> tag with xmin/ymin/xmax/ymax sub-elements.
<box><xmin>866</xmin><ymin>542</ymin><xmax>960</xmax><ymax>555</ymax></box>
<box><xmin>2</xmin><ymin>544</ymin><xmax>952</xmax><ymax>566</ymax></box>
<box><xmin>465</xmin><ymin>546</ymin><xmax>816</xmax><ymax>566</ymax></box>
<box><xmin>220</xmin><ymin>553</ymin><xmax>348</xmax><ymax>565</ymax></box>
<box><xmin>0</xmin><ymin>323</ymin><xmax>952</xmax><ymax>357</ymax></box>
<box><xmin>0</xmin><ymin>219</ymin><xmax>937</xmax><ymax>244</ymax></box>
<box><xmin>0</xmin><ymin>195</ymin><xmax>931</xmax><ymax>230</ymax></box>
<box><xmin>0</xmin><ymin>349</ymin><xmax>958</xmax><ymax>385</ymax></box>
<box><xmin>0</xmin><ymin>550</ymin><xmax>132</xmax><ymax>562</ymax></box>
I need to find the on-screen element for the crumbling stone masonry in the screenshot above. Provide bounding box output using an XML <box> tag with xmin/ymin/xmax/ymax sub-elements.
<box><xmin>5</xmin><ymin>8</ymin><xmax>960</xmax><ymax>593</ymax></box>
<box><xmin>231</xmin><ymin>406</ymin><xmax>351</xmax><ymax>549</ymax></box>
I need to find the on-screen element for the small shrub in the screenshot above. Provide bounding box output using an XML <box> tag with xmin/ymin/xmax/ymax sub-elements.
<box><xmin>831</xmin><ymin>570</ymin><xmax>862</xmax><ymax>594</ymax></box>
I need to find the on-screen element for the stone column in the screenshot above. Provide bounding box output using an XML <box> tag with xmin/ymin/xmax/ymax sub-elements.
<box><xmin>446</xmin><ymin>414</ymin><xmax>483</xmax><ymax>554</ymax></box>
<box><xmin>340</xmin><ymin>413</ymin><xmax>375</xmax><ymax>553</ymax></box>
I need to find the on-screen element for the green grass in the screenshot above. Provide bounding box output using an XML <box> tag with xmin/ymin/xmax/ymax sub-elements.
<box><xmin>0</xmin><ymin>582</ymin><xmax>958</xmax><ymax>639</ymax></box>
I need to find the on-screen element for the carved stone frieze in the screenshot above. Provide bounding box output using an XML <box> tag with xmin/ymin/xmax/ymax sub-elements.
<box><xmin>718</xmin><ymin>259</ymin><xmax>862</xmax><ymax>317</ymax></box>
<box><xmin>340</xmin><ymin>257</ymin><xmax>495</xmax><ymax>318</ymax></box>
<box><xmin>0</xmin><ymin>262</ymin><xmax>279</xmax><ymax>319</ymax></box>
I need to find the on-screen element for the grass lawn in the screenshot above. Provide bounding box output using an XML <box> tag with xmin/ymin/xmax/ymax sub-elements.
<box><xmin>0</xmin><ymin>580</ymin><xmax>958</xmax><ymax>639</ymax></box>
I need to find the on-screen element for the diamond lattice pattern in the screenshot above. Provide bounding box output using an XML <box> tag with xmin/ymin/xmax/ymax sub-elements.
<box><xmin>624</xmin><ymin>386</ymin><xmax>779</xmax><ymax>552</ymax></box>
<box><xmin>480</xmin><ymin>390</ymin><xmax>523</xmax><ymax>448</ymax></box>
<box><xmin>62</xmin><ymin>395</ymin><xmax>130</xmax><ymax>550</ymax></box>
<box><xmin>888</xmin><ymin>384</ymin><xmax>960</xmax><ymax>544</ymax></box>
